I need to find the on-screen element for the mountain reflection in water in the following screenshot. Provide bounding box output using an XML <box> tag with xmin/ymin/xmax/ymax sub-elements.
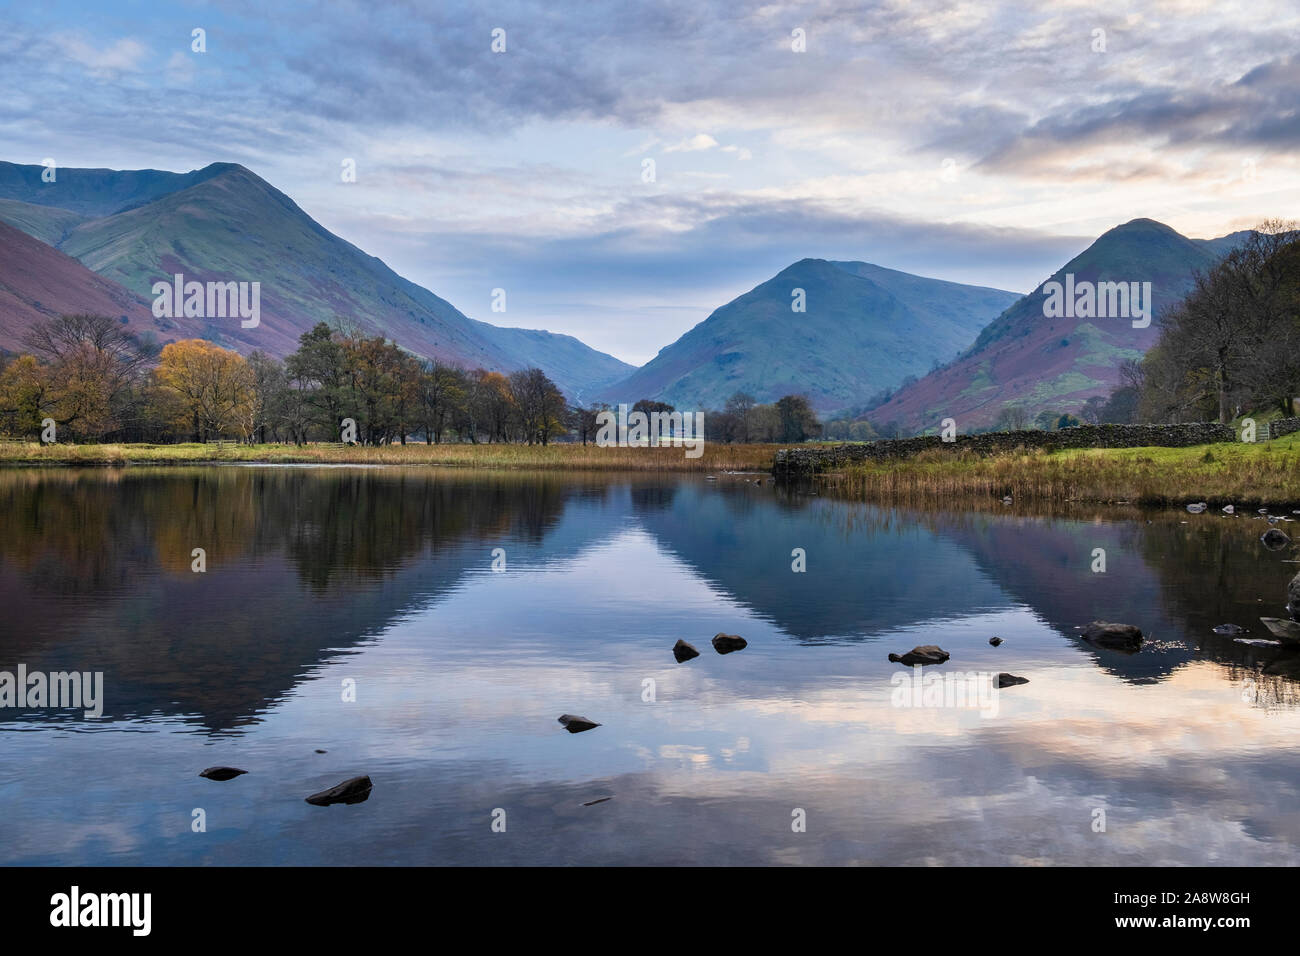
<box><xmin>0</xmin><ymin>466</ymin><xmax>1298</xmax><ymax>865</ymax></box>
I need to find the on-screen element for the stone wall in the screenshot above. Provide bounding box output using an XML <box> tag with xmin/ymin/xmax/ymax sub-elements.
<box><xmin>1268</xmin><ymin>417</ymin><xmax>1300</xmax><ymax>440</ymax></box>
<box><xmin>772</xmin><ymin>422</ymin><xmax>1238</xmax><ymax>479</ymax></box>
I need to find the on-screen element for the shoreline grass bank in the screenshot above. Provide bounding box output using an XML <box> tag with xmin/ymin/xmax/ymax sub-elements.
<box><xmin>0</xmin><ymin>440</ymin><xmax>775</xmax><ymax>472</ymax></box>
<box><xmin>813</xmin><ymin>435</ymin><xmax>1300</xmax><ymax>508</ymax></box>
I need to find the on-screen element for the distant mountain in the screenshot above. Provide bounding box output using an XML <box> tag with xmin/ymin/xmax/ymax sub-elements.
<box><xmin>866</xmin><ymin>219</ymin><xmax>1235</xmax><ymax>432</ymax></box>
<box><xmin>1194</xmin><ymin>229</ymin><xmax>1255</xmax><ymax>259</ymax></box>
<box><xmin>0</xmin><ymin>162</ymin><xmax>632</xmax><ymax>397</ymax></box>
<box><xmin>0</xmin><ymin>161</ymin><xmax>232</xmax><ymax>217</ymax></box>
<box><xmin>0</xmin><ymin>219</ymin><xmax>158</xmax><ymax>354</ymax></box>
<box><xmin>601</xmin><ymin>258</ymin><xmax>1019</xmax><ymax>411</ymax></box>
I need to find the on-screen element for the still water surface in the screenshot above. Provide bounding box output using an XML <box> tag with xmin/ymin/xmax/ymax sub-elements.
<box><xmin>1</xmin><ymin>465</ymin><xmax>1298</xmax><ymax>865</ymax></box>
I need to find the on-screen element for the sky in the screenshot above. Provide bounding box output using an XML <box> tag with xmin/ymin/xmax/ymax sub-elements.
<box><xmin>2</xmin><ymin>0</ymin><xmax>1297</xmax><ymax>365</ymax></box>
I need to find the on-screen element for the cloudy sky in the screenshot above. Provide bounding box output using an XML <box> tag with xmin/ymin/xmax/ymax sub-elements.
<box><xmin>3</xmin><ymin>0</ymin><xmax>1296</xmax><ymax>364</ymax></box>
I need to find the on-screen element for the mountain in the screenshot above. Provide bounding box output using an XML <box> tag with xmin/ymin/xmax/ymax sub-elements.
<box><xmin>0</xmin><ymin>219</ymin><xmax>158</xmax><ymax>354</ymax></box>
<box><xmin>0</xmin><ymin>162</ymin><xmax>632</xmax><ymax>397</ymax></box>
<box><xmin>865</xmin><ymin>219</ymin><xmax>1232</xmax><ymax>432</ymax></box>
<box><xmin>0</xmin><ymin>161</ymin><xmax>237</xmax><ymax>218</ymax></box>
<box><xmin>0</xmin><ymin>199</ymin><xmax>88</xmax><ymax>246</ymax></box>
<box><xmin>600</xmin><ymin>258</ymin><xmax>1019</xmax><ymax>411</ymax></box>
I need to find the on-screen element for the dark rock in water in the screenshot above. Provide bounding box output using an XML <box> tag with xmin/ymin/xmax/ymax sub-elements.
<box><xmin>305</xmin><ymin>775</ymin><xmax>373</xmax><ymax>806</ymax></box>
<box><xmin>996</xmin><ymin>673</ymin><xmax>1029</xmax><ymax>688</ymax></box>
<box><xmin>558</xmin><ymin>714</ymin><xmax>601</xmax><ymax>733</ymax></box>
<box><xmin>673</xmin><ymin>639</ymin><xmax>700</xmax><ymax>663</ymax></box>
<box><xmin>1259</xmin><ymin>618</ymin><xmax>1300</xmax><ymax>645</ymax></box>
<box><xmin>712</xmin><ymin>633</ymin><xmax>748</xmax><ymax>654</ymax></box>
<box><xmin>1262</xmin><ymin>528</ymin><xmax>1290</xmax><ymax>549</ymax></box>
<box><xmin>1212</xmin><ymin>624</ymin><xmax>1247</xmax><ymax>636</ymax></box>
<box><xmin>1288</xmin><ymin>572</ymin><xmax>1300</xmax><ymax>616</ymax></box>
<box><xmin>199</xmin><ymin>767</ymin><xmax>247</xmax><ymax>781</ymax></box>
<box><xmin>1186</xmin><ymin>502</ymin><xmax>1207</xmax><ymax>514</ymax></box>
<box><xmin>989</xmin><ymin>637</ymin><xmax>1004</xmax><ymax>646</ymax></box>
<box><xmin>1081</xmin><ymin>621</ymin><xmax>1143</xmax><ymax>651</ymax></box>
<box><xmin>888</xmin><ymin>645</ymin><xmax>950</xmax><ymax>666</ymax></box>
<box><xmin>315</xmin><ymin>749</ymin><xmax>327</xmax><ymax>754</ymax></box>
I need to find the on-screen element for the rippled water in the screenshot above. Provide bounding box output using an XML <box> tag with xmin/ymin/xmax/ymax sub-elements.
<box><xmin>1</xmin><ymin>465</ymin><xmax>1298</xmax><ymax>865</ymax></box>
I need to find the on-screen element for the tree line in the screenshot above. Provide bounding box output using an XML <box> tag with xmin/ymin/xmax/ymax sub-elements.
<box><xmin>0</xmin><ymin>317</ymin><xmax>822</xmax><ymax>444</ymax></box>
<box><xmin>1128</xmin><ymin>221</ymin><xmax>1300</xmax><ymax>424</ymax></box>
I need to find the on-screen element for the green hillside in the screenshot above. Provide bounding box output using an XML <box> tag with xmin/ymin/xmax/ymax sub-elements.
<box><xmin>0</xmin><ymin>162</ymin><xmax>631</xmax><ymax>397</ymax></box>
<box><xmin>602</xmin><ymin>258</ymin><xmax>1018</xmax><ymax>411</ymax></box>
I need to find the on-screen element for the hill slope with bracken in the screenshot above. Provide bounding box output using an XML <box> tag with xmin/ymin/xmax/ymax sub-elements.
<box><xmin>0</xmin><ymin>162</ymin><xmax>632</xmax><ymax>397</ymax></box>
<box><xmin>865</xmin><ymin>219</ymin><xmax>1234</xmax><ymax>432</ymax></box>
<box><xmin>0</xmin><ymin>219</ymin><xmax>163</xmax><ymax>354</ymax></box>
<box><xmin>601</xmin><ymin>258</ymin><xmax>1019</xmax><ymax>411</ymax></box>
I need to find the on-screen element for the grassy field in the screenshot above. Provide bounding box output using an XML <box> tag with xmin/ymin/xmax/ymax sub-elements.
<box><xmin>820</xmin><ymin>434</ymin><xmax>1300</xmax><ymax>507</ymax></box>
<box><xmin>7</xmin><ymin>435</ymin><xmax>1300</xmax><ymax>505</ymax></box>
<box><xmin>0</xmin><ymin>440</ymin><xmax>775</xmax><ymax>472</ymax></box>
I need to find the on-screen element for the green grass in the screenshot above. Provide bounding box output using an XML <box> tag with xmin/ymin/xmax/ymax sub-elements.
<box><xmin>0</xmin><ymin>440</ymin><xmax>775</xmax><ymax>472</ymax></box>
<box><xmin>822</xmin><ymin>433</ymin><xmax>1300</xmax><ymax>507</ymax></box>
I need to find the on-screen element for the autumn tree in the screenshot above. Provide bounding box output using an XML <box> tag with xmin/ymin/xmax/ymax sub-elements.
<box><xmin>508</xmin><ymin>368</ymin><xmax>566</xmax><ymax>444</ymax></box>
<box><xmin>155</xmin><ymin>339</ymin><xmax>255</xmax><ymax>441</ymax></box>
<box><xmin>465</xmin><ymin>369</ymin><xmax>514</xmax><ymax>443</ymax></box>
<box><xmin>0</xmin><ymin>355</ymin><xmax>55</xmax><ymax>437</ymax></box>
<box><xmin>23</xmin><ymin>314</ymin><xmax>150</xmax><ymax>440</ymax></box>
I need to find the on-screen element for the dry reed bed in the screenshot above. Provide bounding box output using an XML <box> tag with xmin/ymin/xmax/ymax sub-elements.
<box><xmin>0</xmin><ymin>441</ymin><xmax>775</xmax><ymax>472</ymax></box>
<box><xmin>820</xmin><ymin>440</ymin><xmax>1300</xmax><ymax>508</ymax></box>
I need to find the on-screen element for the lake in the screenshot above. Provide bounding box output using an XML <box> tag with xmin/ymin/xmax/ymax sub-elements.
<box><xmin>1</xmin><ymin>465</ymin><xmax>1298</xmax><ymax>865</ymax></box>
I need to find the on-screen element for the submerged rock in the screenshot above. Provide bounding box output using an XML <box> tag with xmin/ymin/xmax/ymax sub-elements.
<box><xmin>199</xmin><ymin>767</ymin><xmax>247</xmax><ymax>781</ymax></box>
<box><xmin>305</xmin><ymin>775</ymin><xmax>372</xmax><ymax>806</ymax></box>
<box><xmin>1186</xmin><ymin>502</ymin><xmax>1207</xmax><ymax>514</ymax></box>
<box><xmin>1258</xmin><ymin>618</ymin><xmax>1300</xmax><ymax>645</ymax></box>
<box><xmin>1262</xmin><ymin>528</ymin><xmax>1290</xmax><ymax>549</ymax></box>
<box><xmin>1288</xmin><ymin>572</ymin><xmax>1300</xmax><ymax>616</ymax></box>
<box><xmin>673</xmin><ymin>639</ymin><xmax>700</xmax><ymax>663</ymax></box>
<box><xmin>1212</xmin><ymin>624</ymin><xmax>1248</xmax><ymax>636</ymax></box>
<box><xmin>888</xmin><ymin>645</ymin><xmax>950</xmax><ymax>666</ymax></box>
<box><xmin>996</xmin><ymin>673</ymin><xmax>1029</xmax><ymax>688</ymax></box>
<box><xmin>1081</xmin><ymin>621</ymin><xmax>1143</xmax><ymax>652</ymax></box>
<box><xmin>988</xmin><ymin>637</ymin><xmax>1004</xmax><ymax>646</ymax></box>
<box><xmin>712</xmin><ymin>633</ymin><xmax>748</xmax><ymax>654</ymax></box>
<box><xmin>558</xmin><ymin>714</ymin><xmax>601</xmax><ymax>733</ymax></box>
